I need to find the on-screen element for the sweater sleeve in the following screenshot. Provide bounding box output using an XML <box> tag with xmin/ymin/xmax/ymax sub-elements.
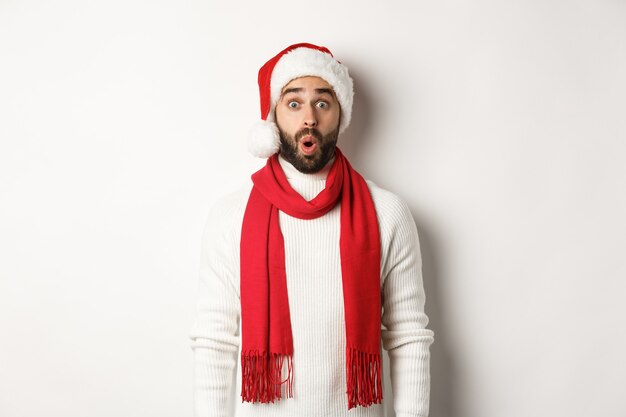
<box><xmin>379</xmin><ymin>194</ymin><xmax>435</xmax><ymax>417</ymax></box>
<box><xmin>189</xmin><ymin>195</ymin><xmax>243</xmax><ymax>417</ymax></box>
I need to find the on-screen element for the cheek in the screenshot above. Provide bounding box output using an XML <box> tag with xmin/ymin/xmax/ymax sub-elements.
<box><xmin>326</xmin><ymin>108</ymin><xmax>341</xmax><ymax>128</ymax></box>
<box><xmin>275</xmin><ymin>110</ymin><xmax>299</xmax><ymax>136</ymax></box>
<box><xmin>275</xmin><ymin>106</ymin><xmax>295</xmax><ymax>125</ymax></box>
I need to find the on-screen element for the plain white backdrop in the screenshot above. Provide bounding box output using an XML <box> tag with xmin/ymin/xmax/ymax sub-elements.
<box><xmin>1</xmin><ymin>1</ymin><xmax>625</xmax><ymax>416</ymax></box>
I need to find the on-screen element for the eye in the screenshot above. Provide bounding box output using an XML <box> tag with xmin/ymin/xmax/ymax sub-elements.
<box><xmin>288</xmin><ymin>101</ymin><xmax>299</xmax><ymax>109</ymax></box>
<box><xmin>316</xmin><ymin>101</ymin><xmax>328</xmax><ymax>109</ymax></box>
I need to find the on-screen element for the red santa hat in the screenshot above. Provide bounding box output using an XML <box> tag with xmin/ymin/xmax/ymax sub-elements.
<box><xmin>248</xmin><ymin>42</ymin><xmax>354</xmax><ymax>158</ymax></box>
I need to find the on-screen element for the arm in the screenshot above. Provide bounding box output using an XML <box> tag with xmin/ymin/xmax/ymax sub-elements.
<box><xmin>189</xmin><ymin>199</ymin><xmax>241</xmax><ymax>417</ymax></box>
<box><xmin>380</xmin><ymin>196</ymin><xmax>435</xmax><ymax>417</ymax></box>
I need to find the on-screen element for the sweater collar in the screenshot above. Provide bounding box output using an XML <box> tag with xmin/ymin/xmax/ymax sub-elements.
<box><xmin>277</xmin><ymin>152</ymin><xmax>336</xmax><ymax>181</ymax></box>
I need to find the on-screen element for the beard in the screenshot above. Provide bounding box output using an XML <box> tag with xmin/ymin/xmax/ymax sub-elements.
<box><xmin>277</xmin><ymin>125</ymin><xmax>340</xmax><ymax>174</ymax></box>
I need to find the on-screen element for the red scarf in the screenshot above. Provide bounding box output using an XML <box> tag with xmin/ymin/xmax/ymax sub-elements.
<box><xmin>240</xmin><ymin>147</ymin><xmax>382</xmax><ymax>409</ymax></box>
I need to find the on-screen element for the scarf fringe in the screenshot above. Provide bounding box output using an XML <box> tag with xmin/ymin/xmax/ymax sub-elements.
<box><xmin>241</xmin><ymin>350</ymin><xmax>293</xmax><ymax>403</ymax></box>
<box><xmin>346</xmin><ymin>347</ymin><xmax>383</xmax><ymax>409</ymax></box>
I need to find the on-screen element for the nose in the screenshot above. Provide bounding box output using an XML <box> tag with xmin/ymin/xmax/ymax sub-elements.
<box><xmin>303</xmin><ymin>104</ymin><xmax>317</xmax><ymax>128</ymax></box>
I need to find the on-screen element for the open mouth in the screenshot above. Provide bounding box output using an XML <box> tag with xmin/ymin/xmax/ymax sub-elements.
<box><xmin>300</xmin><ymin>135</ymin><xmax>318</xmax><ymax>155</ymax></box>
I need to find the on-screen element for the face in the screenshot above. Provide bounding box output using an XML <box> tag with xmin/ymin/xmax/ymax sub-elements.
<box><xmin>274</xmin><ymin>76</ymin><xmax>341</xmax><ymax>173</ymax></box>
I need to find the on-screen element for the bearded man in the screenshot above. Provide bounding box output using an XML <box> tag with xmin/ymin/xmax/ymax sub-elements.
<box><xmin>190</xmin><ymin>42</ymin><xmax>434</xmax><ymax>417</ymax></box>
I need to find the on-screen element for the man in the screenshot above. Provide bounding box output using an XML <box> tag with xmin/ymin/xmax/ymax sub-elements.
<box><xmin>190</xmin><ymin>43</ymin><xmax>434</xmax><ymax>417</ymax></box>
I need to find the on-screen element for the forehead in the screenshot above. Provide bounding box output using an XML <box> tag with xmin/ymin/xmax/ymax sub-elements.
<box><xmin>280</xmin><ymin>76</ymin><xmax>334</xmax><ymax>95</ymax></box>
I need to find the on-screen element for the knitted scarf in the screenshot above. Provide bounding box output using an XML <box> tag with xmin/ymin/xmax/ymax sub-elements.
<box><xmin>239</xmin><ymin>147</ymin><xmax>382</xmax><ymax>409</ymax></box>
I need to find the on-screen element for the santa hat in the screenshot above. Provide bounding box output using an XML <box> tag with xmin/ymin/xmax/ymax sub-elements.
<box><xmin>248</xmin><ymin>42</ymin><xmax>354</xmax><ymax>158</ymax></box>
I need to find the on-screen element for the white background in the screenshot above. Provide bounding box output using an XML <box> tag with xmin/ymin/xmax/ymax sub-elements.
<box><xmin>1</xmin><ymin>1</ymin><xmax>625</xmax><ymax>416</ymax></box>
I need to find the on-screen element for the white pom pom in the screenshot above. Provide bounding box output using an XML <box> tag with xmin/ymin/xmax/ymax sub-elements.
<box><xmin>248</xmin><ymin>120</ymin><xmax>281</xmax><ymax>158</ymax></box>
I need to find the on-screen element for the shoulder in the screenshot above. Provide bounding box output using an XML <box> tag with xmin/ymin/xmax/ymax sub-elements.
<box><xmin>208</xmin><ymin>182</ymin><xmax>252</xmax><ymax>219</ymax></box>
<box><xmin>364</xmin><ymin>179</ymin><xmax>420</xmax><ymax>259</ymax></box>
<box><xmin>202</xmin><ymin>182</ymin><xmax>253</xmax><ymax>240</ymax></box>
<box><xmin>364</xmin><ymin>180</ymin><xmax>421</xmax><ymax>282</ymax></box>
<box><xmin>365</xmin><ymin>179</ymin><xmax>416</xmax><ymax>232</ymax></box>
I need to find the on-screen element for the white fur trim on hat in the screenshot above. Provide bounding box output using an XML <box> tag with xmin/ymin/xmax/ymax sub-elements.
<box><xmin>248</xmin><ymin>119</ymin><xmax>280</xmax><ymax>159</ymax></box>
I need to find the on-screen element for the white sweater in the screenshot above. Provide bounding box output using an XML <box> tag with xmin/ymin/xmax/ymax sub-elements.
<box><xmin>190</xmin><ymin>154</ymin><xmax>434</xmax><ymax>417</ymax></box>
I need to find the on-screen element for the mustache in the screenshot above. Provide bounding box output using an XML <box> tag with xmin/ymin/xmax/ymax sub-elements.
<box><xmin>295</xmin><ymin>128</ymin><xmax>323</xmax><ymax>142</ymax></box>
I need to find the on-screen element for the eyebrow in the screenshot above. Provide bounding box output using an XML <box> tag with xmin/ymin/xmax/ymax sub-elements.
<box><xmin>280</xmin><ymin>87</ymin><xmax>336</xmax><ymax>100</ymax></box>
<box><xmin>315</xmin><ymin>88</ymin><xmax>335</xmax><ymax>98</ymax></box>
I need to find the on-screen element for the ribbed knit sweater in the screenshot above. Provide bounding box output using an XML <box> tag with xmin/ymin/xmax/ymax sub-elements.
<box><xmin>190</xmin><ymin>154</ymin><xmax>434</xmax><ymax>417</ymax></box>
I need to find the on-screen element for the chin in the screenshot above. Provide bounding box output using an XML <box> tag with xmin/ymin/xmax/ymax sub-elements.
<box><xmin>278</xmin><ymin>127</ymin><xmax>338</xmax><ymax>174</ymax></box>
<box><xmin>292</xmin><ymin>155</ymin><xmax>320</xmax><ymax>172</ymax></box>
